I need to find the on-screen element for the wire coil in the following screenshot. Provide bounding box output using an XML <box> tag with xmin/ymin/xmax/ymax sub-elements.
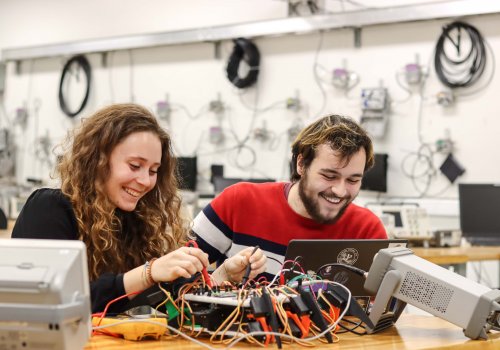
<box><xmin>226</xmin><ymin>38</ymin><xmax>260</xmax><ymax>89</ymax></box>
<box><xmin>434</xmin><ymin>21</ymin><xmax>487</xmax><ymax>89</ymax></box>
<box><xmin>58</xmin><ymin>55</ymin><xmax>92</xmax><ymax>118</ymax></box>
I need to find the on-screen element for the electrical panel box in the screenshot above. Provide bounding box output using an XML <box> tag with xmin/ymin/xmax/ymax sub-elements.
<box><xmin>360</xmin><ymin>88</ymin><xmax>390</xmax><ymax>138</ymax></box>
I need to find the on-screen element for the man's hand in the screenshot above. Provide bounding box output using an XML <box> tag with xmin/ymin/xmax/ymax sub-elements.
<box><xmin>219</xmin><ymin>246</ymin><xmax>267</xmax><ymax>283</ymax></box>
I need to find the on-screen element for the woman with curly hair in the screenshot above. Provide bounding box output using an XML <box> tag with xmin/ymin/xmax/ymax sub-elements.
<box><xmin>11</xmin><ymin>103</ymin><xmax>260</xmax><ymax>313</ymax></box>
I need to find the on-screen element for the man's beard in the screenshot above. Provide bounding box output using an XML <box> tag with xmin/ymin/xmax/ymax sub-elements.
<box><xmin>297</xmin><ymin>172</ymin><xmax>352</xmax><ymax>224</ymax></box>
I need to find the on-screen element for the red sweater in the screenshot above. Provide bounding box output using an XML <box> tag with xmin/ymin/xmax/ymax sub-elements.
<box><xmin>193</xmin><ymin>182</ymin><xmax>387</xmax><ymax>276</ymax></box>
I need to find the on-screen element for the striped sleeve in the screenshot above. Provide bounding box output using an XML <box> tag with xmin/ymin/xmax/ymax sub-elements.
<box><xmin>192</xmin><ymin>203</ymin><xmax>233</xmax><ymax>264</ymax></box>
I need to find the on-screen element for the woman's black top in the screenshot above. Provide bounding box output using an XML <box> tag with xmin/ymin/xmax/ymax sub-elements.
<box><xmin>11</xmin><ymin>188</ymin><xmax>128</xmax><ymax>313</ymax></box>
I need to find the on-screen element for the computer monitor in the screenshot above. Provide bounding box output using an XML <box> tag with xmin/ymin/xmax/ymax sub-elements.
<box><xmin>459</xmin><ymin>183</ymin><xmax>500</xmax><ymax>245</ymax></box>
<box><xmin>361</xmin><ymin>153</ymin><xmax>388</xmax><ymax>193</ymax></box>
<box><xmin>176</xmin><ymin>156</ymin><xmax>197</xmax><ymax>191</ymax></box>
<box><xmin>0</xmin><ymin>239</ymin><xmax>91</xmax><ymax>349</ymax></box>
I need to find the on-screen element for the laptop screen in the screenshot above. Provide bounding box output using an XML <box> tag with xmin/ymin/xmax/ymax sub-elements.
<box><xmin>284</xmin><ymin>239</ymin><xmax>407</xmax><ymax>296</ymax></box>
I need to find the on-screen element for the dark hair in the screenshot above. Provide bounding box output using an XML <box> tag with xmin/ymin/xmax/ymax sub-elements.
<box><xmin>57</xmin><ymin>103</ymin><xmax>188</xmax><ymax>280</ymax></box>
<box><xmin>290</xmin><ymin>115</ymin><xmax>374</xmax><ymax>182</ymax></box>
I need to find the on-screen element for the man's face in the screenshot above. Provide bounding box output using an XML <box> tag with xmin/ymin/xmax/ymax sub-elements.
<box><xmin>297</xmin><ymin>144</ymin><xmax>366</xmax><ymax>224</ymax></box>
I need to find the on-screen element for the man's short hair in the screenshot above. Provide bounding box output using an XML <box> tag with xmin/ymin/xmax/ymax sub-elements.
<box><xmin>290</xmin><ymin>115</ymin><xmax>374</xmax><ymax>182</ymax></box>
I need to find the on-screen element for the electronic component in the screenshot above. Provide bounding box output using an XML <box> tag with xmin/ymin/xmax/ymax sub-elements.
<box><xmin>286</xmin><ymin>97</ymin><xmax>301</xmax><ymax>111</ymax></box>
<box><xmin>431</xmin><ymin>230</ymin><xmax>462</xmax><ymax>248</ymax></box>
<box><xmin>459</xmin><ymin>184</ymin><xmax>500</xmax><ymax>246</ymax></box>
<box><xmin>368</xmin><ymin>204</ymin><xmax>432</xmax><ymax>240</ymax></box>
<box><xmin>360</xmin><ymin>87</ymin><xmax>390</xmax><ymax>138</ymax></box>
<box><xmin>404</xmin><ymin>62</ymin><xmax>423</xmax><ymax>85</ymax></box>
<box><xmin>182</xmin><ymin>288</ymin><xmax>334</xmax><ymax>345</ymax></box>
<box><xmin>332</xmin><ymin>68</ymin><xmax>350</xmax><ymax>89</ymax></box>
<box><xmin>253</xmin><ymin>121</ymin><xmax>270</xmax><ymax>142</ymax></box>
<box><xmin>361</xmin><ymin>153</ymin><xmax>388</xmax><ymax>193</ymax></box>
<box><xmin>439</xmin><ymin>153</ymin><xmax>465</xmax><ymax>183</ymax></box>
<box><xmin>0</xmin><ymin>129</ymin><xmax>15</xmax><ymax>178</ymax></box>
<box><xmin>156</xmin><ymin>100</ymin><xmax>171</xmax><ymax>122</ymax></box>
<box><xmin>436</xmin><ymin>137</ymin><xmax>454</xmax><ymax>154</ymax></box>
<box><xmin>15</xmin><ymin>106</ymin><xmax>28</xmax><ymax>126</ymax></box>
<box><xmin>437</xmin><ymin>90</ymin><xmax>454</xmax><ymax>106</ymax></box>
<box><xmin>92</xmin><ymin>316</ymin><xmax>166</xmax><ymax>340</ymax></box>
<box><xmin>364</xmin><ymin>247</ymin><xmax>500</xmax><ymax>340</ymax></box>
<box><xmin>298</xmin><ymin>287</ymin><xmax>333</xmax><ymax>343</ymax></box>
<box><xmin>209</xmin><ymin>126</ymin><xmax>224</xmax><ymax>145</ymax></box>
<box><xmin>0</xmin><ymin>239</ymin><xmax>91</xmax><ymax>350</ymax></box>
<box><xmin>209</xmin><ymin>93</ymin><xmax>225</xmax><ymax>114</ymax></box>
<box><xmin>0</xmin><ymin>62</ymin><xmax>5</xmax><ymax>93</ymax></box>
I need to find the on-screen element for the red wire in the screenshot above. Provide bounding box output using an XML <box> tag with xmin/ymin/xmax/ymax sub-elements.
<box><xmin>186</xmin><ymin>240</ymin><xmax>213</xmax><ymax>288</ymax></box>
<box><xmin>92</xmin><ymin>290</ymin><xmax>143</xmax><ymax>337</ymax></box>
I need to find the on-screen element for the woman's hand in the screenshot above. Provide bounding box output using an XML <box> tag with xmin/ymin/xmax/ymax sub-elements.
<box><xmin>151</xmin><ymin>246</ymin><xmax>209</xmax><ymax>282</ymax></box>
<box><xmin>221</xmin><ymin>246</ymin><xmax>267</xmax><ymax>283</ymax></box>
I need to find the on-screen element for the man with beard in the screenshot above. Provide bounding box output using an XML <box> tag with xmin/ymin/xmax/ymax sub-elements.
<box><xmin>192</xmin><ymin>115</ymin><xmax>387</xmax><ymax>282</ymax></box>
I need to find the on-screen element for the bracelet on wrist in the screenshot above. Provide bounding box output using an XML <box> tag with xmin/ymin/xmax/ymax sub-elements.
<box><xmin>146</xmin><ymin>258</ymin><xmax>158</xmax><ymax>285</ymax></box>
<box><xmin>142</xmin><ymin>261</ymin><xmax>150</xmax><ymax>286</ymax></box>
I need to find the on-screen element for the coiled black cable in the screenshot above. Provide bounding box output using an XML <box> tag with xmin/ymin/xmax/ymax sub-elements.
<box><xmin>58</xmin><ymin>55</ymin><xmax>91</xmax><ymax>118</ymax></box>
<box><xmin>316</xmin><ymin>263</ymin><xmax>367</xmax><ymax>278</ymax></box>
<box><xmin>226</xmin><ymin>38</ymin><xmax>260</xmax><ymax>89</ymax></box>
<box><xmin>434</xmin><ymin>21</ymin><xmax>486</xmax><ymax>89</ymax></box>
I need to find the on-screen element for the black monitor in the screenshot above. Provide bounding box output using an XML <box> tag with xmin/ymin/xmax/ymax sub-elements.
<box><xmin>176</xmin><ymin>156</ymin><xmax>197</xmax><ymax>191</ymax></box>
<box><xmin>459</xmin><ymin>183</ymin><xmax>500</xmax><ymax>246</ymax></box>
<box><xmin>361</xmin><ymin>153</ymin><xmax>388</xmax><ymax>192</ymax></box>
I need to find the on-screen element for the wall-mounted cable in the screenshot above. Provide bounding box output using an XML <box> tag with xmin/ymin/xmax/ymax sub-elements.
<box><xmin>434</xmin><ymin>21</ymin><xmax>487</xmax><ymax>89</ymax></box>
<box><xmin>58</xmin><ymin>55</ymin><xmax>91</xmax><ymax>118</ymax></box>
<box><xmin>226</xmin><ymin>38</ymin><xmax>260</xmax><ymax>89</ymax></box>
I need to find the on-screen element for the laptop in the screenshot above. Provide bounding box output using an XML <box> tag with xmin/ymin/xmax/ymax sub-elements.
<box><xmin>284</xmin><ymin>239</ymin><xmax>407</xmax><ymax>297</ymax></box>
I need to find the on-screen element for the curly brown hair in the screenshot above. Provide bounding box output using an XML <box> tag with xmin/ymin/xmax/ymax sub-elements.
<box><xmin>57</xmin><ymin>103</ymin><xmax>188</xmax><ymax>280</ymax></box>
<box><xmin>290</xmin><ymin>115</ymin><xmax>374</xmax><ymax>182</ymax></box>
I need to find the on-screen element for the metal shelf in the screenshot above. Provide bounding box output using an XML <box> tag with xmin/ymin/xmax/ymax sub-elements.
<box><xmin>2</xmin><ymin>0</ymin><xmax>500</xmax><ymax>62</ymax></box>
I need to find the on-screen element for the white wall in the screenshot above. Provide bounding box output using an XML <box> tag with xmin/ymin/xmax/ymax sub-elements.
<box><xmin>0</xmin><ymin>0</ymin><xmax>499</xmax><ymax>214</ymax></box>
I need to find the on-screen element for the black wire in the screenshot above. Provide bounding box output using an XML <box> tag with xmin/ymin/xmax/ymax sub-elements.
<box><xmin>58</xmin><ymin>55</ymin><xmax>91</xmax><ymax>118</ymax></box>
<box><xmin>315</xmin><ymin>263</ymin><xmax>366</xmax><ymax>277</ymax></box>
<box><xmin>434</xmin><ymin>21</ymin><xmax>487</xmax><ymax>89</ymax></box>
<box><xmin>337</xmin><ymin>318</ymin><xmax>367</xmax><ymax>335</ymax></box>
<box><xmin>266</xmin><ymin>256</ymin><xmax>284</xmax><ymax>266</ymax></box>
<box><xmin>226</xmin><ymin>38</ymin><xmax>260</xmax><ymax>89</ymax></box>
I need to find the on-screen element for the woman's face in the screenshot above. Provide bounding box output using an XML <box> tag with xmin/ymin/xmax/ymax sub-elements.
<box><xmin>103</xmin><ymin>131</ymin><xmax>162</xmax><ymax>211</ymax></box>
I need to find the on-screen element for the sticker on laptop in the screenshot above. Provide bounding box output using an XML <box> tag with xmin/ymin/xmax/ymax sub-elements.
<box><xmin>337</xmin><ymin>248</ymin><xmax>359</xmax><ymax>265</ymax></box>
